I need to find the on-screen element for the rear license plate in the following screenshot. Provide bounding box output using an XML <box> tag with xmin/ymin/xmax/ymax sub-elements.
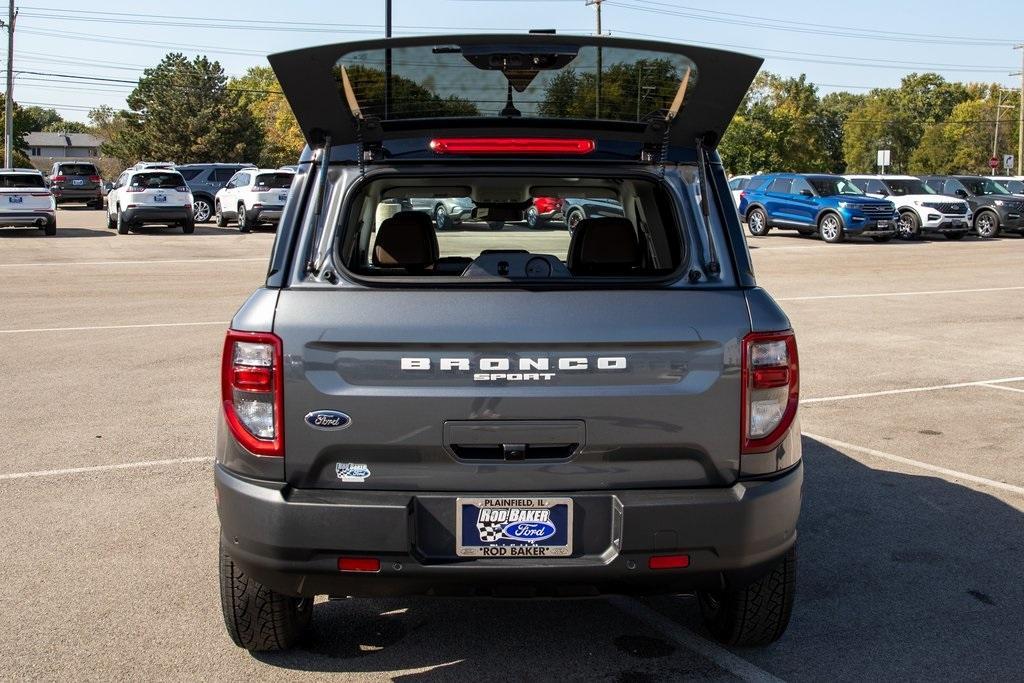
<box><xmin>72</xmin><ymin>179</ymin><xmax>84</xmax><ymax>186</ymax></box>
<box><xmin>154</xmin><ymin>194</ymin><xmax>167</xmax><ymax>203</ymax></box>
<box><xmin>278</xmin><ymin>193</ymin><xmax>287</xmax><ymax>201</ymax></box>
<box><xmin>456</xmin><ymin>497</ymin><xmax>572</xmax><ymax>557</ymax></box>
<box><xmin>8</xmin><ymin>195</ymin><xmax>22</xmax><ymax>203</ymax></box>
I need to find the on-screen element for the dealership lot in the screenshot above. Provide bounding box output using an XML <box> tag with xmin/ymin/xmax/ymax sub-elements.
<box><xmin>1</xmin><ymin>211</ymin><xmax>1022</xmax><ymax>680</ymax></box>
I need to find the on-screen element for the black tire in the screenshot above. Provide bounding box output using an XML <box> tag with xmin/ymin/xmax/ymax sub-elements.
<box><xmin>182</xmin><ymin>216</ymin><xmax>195</xmax><ymax>234</ymax></box>
<box><xmin>193</xmin><ymin>197</ymin><xmax>213</xmax><ymax>224</ymax></box>
<box><xmin>818</xmin><ymin>212</ymin><xmax>845</xmax><ymax>243</ymax></box>
<box><xmin>566</xmin><ymin>208</ymin><xmax>585</xmax><ymax>235</ymax></box>
<box><xmin>106</xmin><ymin>210</ymin><xmax>116</xmax><ymax>229</ymax></box>
<box><xmin>697</xmin><ymin>546</ymin><xmax>796</xmax><ymax>647</ymax></box>
<box><xmin>116</xmin><ymin>207</ymin><xmax>130</xmax><ymax>234</ymax></box>
<box><xmin>945</xmin><ymin>231</ymin><xmax>966</xmax><ymax>240</ymax></box>
<box><xmin>219</xmin><ymin>543</ymin><xmax>312</xmax><ymax>651</ymax></box>
<box><xmin>974</xmin><ymin>210</ymin><xmax>1000</xmax><ymax>238</ymax></box>
<box><xmin>525</xmin><ymin>206</ymin><xmax>547</xmax><ymax>229</ymax></box>
<box><xmin>746</xmin><ymin>208</ymin><xmax>770</xmax><ymax>236</ymax></box>
<box><xmin>237</xmin><ymin>204</ymin><xmax>251</xmax><ymax>233</ymax></box>
<box><xmin>215</xmin><ymin>201</ymin><xmax>228</xmax><ymax>228</ymax></box>
<box><xmin>42</xmin><ymin>216</ymin><xmax>57</xmax><ymax>236</ymax></box>
<box><xmin>434</xmin><ymin>204</ymin><xmax>451</xmax><ymax>230</ymax></box>
<box><xmin>896</xmin><ymin>210</ymin><xmax>920</xmax><ymax>239</ymax></box>
<box><xmin>871</xmin><ymin>234</ymin><xmax>893</xmax><ymax>242</ymax></box>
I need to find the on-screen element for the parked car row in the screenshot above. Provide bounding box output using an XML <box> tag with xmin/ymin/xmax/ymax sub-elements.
<box><xmin>732</xmin><ymin>172</ymin><xmax>1024</xmax><ymax>242</ymax></box>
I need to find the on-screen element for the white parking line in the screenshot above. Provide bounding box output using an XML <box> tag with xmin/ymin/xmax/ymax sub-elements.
<box><xmin>777</xmin><ymin>285</ymin><xmax>1024</xmax><ymax>301</ymax></box>
<box><xmin>804</xmin><ymin>432</ymin><xmax>1024</xmax><ymax>497</ymax></box>
<box><xmin>0</xmin><ymin>257</ymin><xmax>266</xmax><ymax>268</ymax></box>
<box><xmin>0</xmin><ymin>456</ymin><xmax>211</xmax><ymax>481</ymax></box>
<box><xmin>609</xmin><ymin>596</ymin><xmax>784</xmax><ymax>683</ymax></box>
<box><xmin>801</xmin><ymin>376</ymin><xmax>1024</xmax><ymax>404</ymax></box>
<box><xmin>978</xmin><ymin>383</ymin><xmax>1024</xmax><ymax>394</ymax></box>
<box><xmin>0</xmin><ymin>321</ymin><xmax>229</xmax><ymax>334</ymax></box>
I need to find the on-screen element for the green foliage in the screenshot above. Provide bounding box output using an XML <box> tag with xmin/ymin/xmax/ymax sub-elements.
<box><xmin>908</xmin><ymin>93</ymin><xmax>1020</xmax><ymax>175</ymax></box>
<box><xmin>341</xmin><ymin>64</ymin><xmax>479</xmax><ymax>119</ymax></box>
<box><xmin>0</xmin><ymin>95</ymin><xmax>34</xmax><ymax>160</ymax></box>
<box><xmin>104</xmin><ymin>53</ymin><xmax>262</xmax><ymax>165</ymax></box>
<box><xmin>537</xmin><ymin>58</ymin><xmax>681</xmax><ymax>121</ymax></box>
<box><xmin>229</xmin><ymin>66</ymin><xmax>302</xmax><ymax>168</ymax></box>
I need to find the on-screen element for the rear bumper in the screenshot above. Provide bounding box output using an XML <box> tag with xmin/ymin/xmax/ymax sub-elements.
<box><xmin>0</xmin><ymin>211</ymin><xmax>54</xmax><ymax>227</ymax></box>
<box><xmin>123</xmin><ymin>206</ymin><xmax>191</xmax><ymax>224</ymax></box>
<box><xmin>52</xmin><ymin>188</ymin><xmax>101</xmax><ymax>201</ymax></box>
<box><xmin>216</xmin><ymin>461</ymin><xmax>803</xmax><ymax>598</ymax></box>
<box><xmin>250</xmin><ymin>206</ymin><xmax>284</xmax><ymax>224</ymax></box>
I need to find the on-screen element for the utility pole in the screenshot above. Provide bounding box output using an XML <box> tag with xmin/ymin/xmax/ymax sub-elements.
<box><xmin>384</xmin><ymin>0</ymin><xmax>392</xmax><ymax>120</ymax></box>
<box><xmin>3</xmin><ymin>0</ymin><xmax>15</xmax><ymax>169</ymax></box>
<box><xmin>992</xmin><ymin>89</ymin><xmax>1013</xmax><ymax>176</ymax></box>
<box><xmin>1013</xmin><ymin>44</ymin><xmax>1023</xmax><ymax>176</ymax></box>
<box><xmin>586</xmin><ymin>0</ymin><xmax>601</xmax><ymax>119</ymax></box>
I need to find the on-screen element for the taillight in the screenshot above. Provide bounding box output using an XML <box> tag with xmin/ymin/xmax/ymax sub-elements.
<box><xmin>88</xmin><ymin>175</ymin><xmax>101</xmax><ymax>182</ymax></box>
<box><xmin>176</xmin><ymin>186</ymin><xmax>188</xmax><ymax>192</ymax></box>
<box><xmin>741</xmin><ymin>331</ymin><xmax>798</xmax><ymax>454</ymax></box>
<box><xmin>429</xmin><ymin>137</ymin><xmax>595</xmax><ymax>155</ymax></box>
<box><xmin>51</xmin><ymin>175</ymin><xmax>66</xmax><ymax>183</ymax></box>
<box><xmin>221</xmin><ymin>330</ymin><xmax>283</xmax><ymax>457</ymax></box>
<box><xmin>126</xmin><ymin>186</ymin><xmax>146</xmax><ymax>193</ymax></box>
<box><xmin>30</xmin><ymin>192</ymin><xmax>52</xmax><ymax>197</ymax></box>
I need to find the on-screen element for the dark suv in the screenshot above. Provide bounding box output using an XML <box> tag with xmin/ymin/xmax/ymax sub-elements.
<box><xmin>47</xmin><ymin>161</ymin><xmax>103</xmax><ymax>208</ymax></box>
<box><xmin>215</xmin><ymin>35</ymin><xmax>802</xmax><ymax>653</ymax></box>
<box><xmin>175</xmin><ymin>163</ymin><xmax>255</xmax><ymax>223</ymax></box>
<box><xmin>921</xmin><ymin>175</ymin><xmax>1024</xmax><ymax>238</ymax></box>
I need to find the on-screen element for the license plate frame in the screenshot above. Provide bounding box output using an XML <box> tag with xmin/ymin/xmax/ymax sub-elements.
<box><xmin>153</xmin><ymin>194</ymin><xmax>167</xmax><ymax>203</ymax></box>
<box><xmin>72</xmin><ymin>179</ymin><xmax>84</xmax><ymax>186</ymax></box>
<box><xmin>455</xmin><ymin>497</ymin><xmax>573</xmax><ymax>558</ymax></box>
<box><xmin>7</xmin><ymin>195</ymin><xmax>23</xmax><ymax>203</ymax></box>
<box><xmin>278</xmin><ymin>193</ymin><xmax>288</xmax><ymax>201</ymax></box>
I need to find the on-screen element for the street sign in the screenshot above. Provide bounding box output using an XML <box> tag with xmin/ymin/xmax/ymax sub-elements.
<box><xmin>989</xmin><ymin>156</ymin><xmax>1000</xmax><ymax>169</ymax></box>
<box><xmin>1003</xmin><ymin>154</ymin><xmax>1015</xmax><ymax>171</ymax></box>
<box><xmin>876</xmin><ymin>149</ymin><xmax>891</xmax><ymax>167</ymax></box>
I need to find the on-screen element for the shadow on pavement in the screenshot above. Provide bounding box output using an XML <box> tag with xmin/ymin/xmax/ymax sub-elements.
<box><xmin>244</xmin><ymin>436</ymin><xmax>1023</xmax><ymax>680</ymax></box>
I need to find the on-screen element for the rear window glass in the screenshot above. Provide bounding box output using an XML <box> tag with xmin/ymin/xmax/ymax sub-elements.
<box><xmin>336</xmin><ymin>175</ymin><xmax>685</xmax><ymax>282</ymax></box>
<box><xmin>0</xmin><ymin>174</ymin><xmax>45</xmax><ymax>188</ymax></box>
<box><xmin>337</xmin><ymin>44</ymin><xmax>697</xmax><ymax>121</ymax></box>
<box><xmin>58</xmin><ymin>164</ymin><xmax>97</xmax><ymax>176</ymax></box>
<box><xmin>213</xmin><ymin>168</ymin><xmax>240</xmax><ymax>182</ymax></box>
<box><xmin>130</xmin><ymin>172</ymin><xmax>185</xmax><ymax>189</ymax></box>
<box><xmin>746</xmin><ymin>176</ymin><xmax>769</xmax><ymax>192</ymax></box>
<box><xmin>254</xmin><ymin>173</ymin><xmax>294</xmax><ymax>189</ymax></box>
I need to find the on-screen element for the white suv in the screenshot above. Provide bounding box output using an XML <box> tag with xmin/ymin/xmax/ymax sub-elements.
<box><xmin>106</xmin><ymin>168</ymin><xmax>195</xmax><ymax>234</ymax></box>
<box><xmin>214</xmin><ymin>168</ymin><xmax>295</xmax><ymax>232</ymax></box>
<box><xmin>846</xmin><ymin>175</ymin><xmax>971</xmax><ymax>240</ymax></box>
<box><xmin>0</xmin><ymin>168</ymin><xmax>57</xmax><ymax>235</ymax></box>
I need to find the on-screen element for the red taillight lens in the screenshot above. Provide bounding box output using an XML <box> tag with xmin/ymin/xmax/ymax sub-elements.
<box><xmin>649</xmin><ymin>554</ymin><xmax>690</xmax><ymax>570</ymax></box>
<box><xmin>126</xmin><ymin>186</ymin><xmax>146</xmax><ymax>193</ymax></box>
<box><xmin>51</xmin><ymin>175</ymin><xmax>67</xmax><ymax>183</ymax></box>
<box><xmin>741</xmin><ymin>331</ymin><xmax>799</xmax><ymax>454</ymax></box>
<box><xmin>338</xmin><ymin>557</ymin><xmax>381</xmax><ymax>573</ymax></box>
<box><xmin>221</xmin><ymin>330</ymin><xmax>283</xmax><ymax>457</ymax></box>
<box><xmin>88</xmin><ymin>175</ymin><xmax>101</xmax><ymax>182</ymax></box>
<box><xmin>429</xmin><ymin>137</ymin><xmax>595</xmax><ymax>155</ymax></box>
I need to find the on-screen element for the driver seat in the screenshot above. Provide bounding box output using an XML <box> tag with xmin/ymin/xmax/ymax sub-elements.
<box><xmin>566</xmin><ymin>217</ymin><xmax>642</xmax><ymax>275</ymax></box>
<box><xmin>372</xmin><ymin>211</ymin><xmax>438</xmax><ymax>273</ymax></box>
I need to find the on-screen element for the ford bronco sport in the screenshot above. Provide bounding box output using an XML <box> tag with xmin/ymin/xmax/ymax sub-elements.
<box><xmin>216</xmin><ymin>35</ymin><xmax>802</xmax><ymax>652</ymax></box>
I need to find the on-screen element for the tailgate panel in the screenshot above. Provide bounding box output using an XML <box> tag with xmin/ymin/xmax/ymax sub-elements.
<box><xmin>275</xmin><ymin>289</ymin><xmax>750</xmax><ymax>491</ymax></box>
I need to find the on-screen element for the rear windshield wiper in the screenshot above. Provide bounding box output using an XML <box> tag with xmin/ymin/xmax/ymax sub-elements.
<box><xmin>694</xmin><ymin>136</ymin><xmax>721</xmax><ymax>279</ymax></box>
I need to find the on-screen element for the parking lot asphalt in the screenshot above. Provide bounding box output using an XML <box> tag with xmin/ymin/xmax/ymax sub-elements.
<box><xmin>1</xmin><ymin>209</ymin><xmax>1022</xmax><ymax>680</ymax></box>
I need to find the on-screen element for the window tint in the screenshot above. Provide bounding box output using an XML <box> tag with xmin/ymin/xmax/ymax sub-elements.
<box><xmin>768</xmin><ymin>178</ymin><xmax>793</xmax><ymax>194</ymax></box>
<box><xmin>0</xmin><ymin>173</ymin><xmax>45</xmax><ymax>188</ymax></box>
<box><xmin>808</xmin><ymin>177</ymin><xmax>862</xmax><ymax>196</ymax></box>
<box><xmin>254</xmin><ymin>173</ymin><xmax>294</xmax><ymax>190</ymax></box>
<box><xmin>737</xmin><ymin>177</ymin><xmax>751</xmax><ymax>190</ymax></box>
<box><xmin>791</xmin><ymin>178</ymin><xmax>813</xmax><ymax>195</ymax></box>
<box><xmin>213</xmin><ymin>168</ymin><xmax>239</xmax><ymax>182</ymax></box>
<box><xmin>728</xmin><ymin>178</ymin><xmax>740</xmax><ymax>190</ymax></box>
<box><xmin>943</xmin><ymin>179</ymin><xmax>966</xmax><ymax>195</ymax></box>
<box><xmin>865</xmin><ymin>179</ymin><xmax>888</xmax><ymax>194</ymax></box>
<box><xmin>235</xmin><ymin>173</ymin><xmax>251</xmax><ymax>186</ymax></box>
<box><xmin>58</xmin><ymin>163</ymin><xmax>98</xmax><ymax>176</ymax></box>
<box><xmin>924</xmin><ymin>178</ymin><xmax>942</xmax><ymax>192</ymax></box>
<box><xmin>130</xmin><ymin>172</ymin><xmax>186</xmax><ymax>189</ymax></box>
<box><xmin>746</xmin><ymin>176</ymin><xmax>770</xmax><ymax>192</ymax></box>
<box><xmin>177</xmin><ymin>168</ymin><xmax>203</xmax><ymax>181</ymax></box>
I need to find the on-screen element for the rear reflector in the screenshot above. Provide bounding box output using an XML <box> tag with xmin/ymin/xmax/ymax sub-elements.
<box><xmin>338</xmin><ymin>557</ymin><xmax>381</xmax><ymax>573</ymax></box>
<box><xmin>649</xmin><ymin>554</ymin><xmax>690</xmax><ymax>570</ymax></box>
<box><xmin>429</xmin><ymin>137</ymin><xmax>595</xmax><ymax>155</ymax></box>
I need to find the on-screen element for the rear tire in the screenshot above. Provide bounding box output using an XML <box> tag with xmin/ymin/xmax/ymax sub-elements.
<box><xmin>182</xmin><ymin>216</ymin><xmax>195</xmax><ymax>234</ymax></box>
<box><xmin>193</xmin><ymin>198</ymin><xmax>213</xmax><ymax>223</ymax></box>
<box><xmin>526</xmin><ymin>206</ymin><xmax>547</xmax><ymax>229</ymax></box>
<box><xmin>746</xmin><ymin>208</ymin><xmax>769</xmax><ymax>236</ymax></box>
<box><xmin>818</xmin><ymin>213</ymin><xmax>845</xmax><ymax>243</ymax></box>
<box><xmin>116</xmin><ymin>207</ymin><xmax>130</xmax><ymax>234</ymax></box>
<box><xmin>42</xmin><ymin>217</ymin><xmax>57</xmax><ymax>236</ymax></box>
<box><xmin>434</xmin><ymin>204</ymin><xmax>450</xmax><ymax>230</ymax></box>
<box><xmin>566</xmin><ymin>208</ymin><xmax>585</xmax><ymax>235</ymax></box>
<box><xmin>215</xmin><ymin>201</ymin><xmax>228</xmax><ymax>227</ymax></box>
<box><xmin>219</xmin><ymin>542</ymin><xmax>312</xmax><ymax>651</ymax></box>
<box><xmin>697</xmin><ymin>545</ymin><xmax>796</xmax><ymax>647</ymax></box>
<box><xmin>974</xmin><ymin>210</ymin><xmax>1000</xmax><ymax>238</ymax></box>
<box><xmin>238</xmin><ymin>204</ymin><xmax>251</xmax><ymax>233</ymax></box>
<box><xmin>106</xmin><ymin>211</ymin><xmax>116</xmax><ymax>229</ymax></box>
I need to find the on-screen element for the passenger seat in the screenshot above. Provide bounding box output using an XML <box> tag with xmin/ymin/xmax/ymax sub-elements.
<box><xmin>372</xmin><ymin>211</ymin><xmax>438</xmax><ymax>273</ymax></box>
<box><xmin>566</xmin><ymin>217</ymin><xmax>642</xmax><ymax>275</ymax></box>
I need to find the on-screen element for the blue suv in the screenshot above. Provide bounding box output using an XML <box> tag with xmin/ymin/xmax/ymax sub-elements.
<box><xmin>738</xmin><ymin>173</ymin><xmax>898</xmax><ymax>243</ymax></box>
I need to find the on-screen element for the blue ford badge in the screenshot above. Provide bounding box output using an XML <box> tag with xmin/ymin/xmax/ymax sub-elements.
<box><xmin>304</xmin><ymin>410</ymin><xmax>351</xmax><ymax>430</ymax></box>
<box><xmin>502</xmin><ymin>521</ymin><xmax>557</xmax><ymax>542</ymax></box>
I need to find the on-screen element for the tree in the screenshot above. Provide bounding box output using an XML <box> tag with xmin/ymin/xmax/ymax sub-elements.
<box><xmin>909</xmin><ymin>92</ymin><xmax>1020</xmax><ymax>174</ymax></box>
<box><xmin>230</xmin><ymin>66</ymin><xmax>303</xmax><ymax>168</ymax></box>
<box><xmin>104</xmin><ymin>53</ymin><xmax>262</xmax><ymax>164</ymax></box>
<box><xmin>817</xmin><ymin>91</ymin><xmax>864</xmax><ymax>173</ymax></box>
<box><xmin>0</xmin><ymin>95</ymin><xmax>34</xmax><ymax>163</ymax></box>
<box><xmin>538</xmin><ymin>58</ymin><xmax>681</xmax><ymax>121</ymax></box>
<box><xmin>21</xmin><ymin>106</ymin><xmax>63</xmax><ymax>132</ymax></box>
<box><xmin>42</xmin><ymin>120</ymin><xmax>91</xmax><ymax>134</ymax></box>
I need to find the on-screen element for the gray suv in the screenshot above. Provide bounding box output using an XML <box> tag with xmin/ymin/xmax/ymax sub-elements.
<box><xmin>176</xmin><ymin>163</ymin><xmax>255</xmax><ymax>223</ymax></box>
<box><xmin>216</xmin><ymin>35</ymin><xmax>802</xmax><ymax>652</ymax></box>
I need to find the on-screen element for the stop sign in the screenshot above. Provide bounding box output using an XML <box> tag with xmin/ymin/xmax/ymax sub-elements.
<box><xmin>989</xmin><ymin>156</ymin><xmax>1000</xmax><ymax>169</ymax></box>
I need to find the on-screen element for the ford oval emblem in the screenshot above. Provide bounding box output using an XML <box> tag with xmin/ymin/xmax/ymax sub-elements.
<box><xmin>502</xmin><ymin>521</ymin><xmax>557</xmax><ymax>543</ymax></box>
<box><xmin>304</xmin><ymin>410</ymin><xmax>351</xmax><ymax>430</ymax></box>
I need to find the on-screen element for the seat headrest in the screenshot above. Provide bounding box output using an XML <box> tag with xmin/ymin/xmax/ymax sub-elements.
<box><xmin>373</xmin><ymin>211</ymin><xmax>438</xmax><ymax>270</ymax></box>
<box><xmin>567</xmin><ymin>217</ymin><xmax>641</xmax><ymax>274</ymax></box>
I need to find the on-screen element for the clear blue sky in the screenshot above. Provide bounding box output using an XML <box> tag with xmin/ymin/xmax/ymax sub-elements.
<box><xmin>6</xmin><ymin>0</ymin><xmax>1024</xmax><ymax>123</ymax></box>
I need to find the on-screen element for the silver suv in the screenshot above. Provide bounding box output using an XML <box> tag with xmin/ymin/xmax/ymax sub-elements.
<box><xmin>175</xmin><ymin>163</ymin><xmax>255</xmax><ymax>223</ymax></box>
<box><xmin>215</xmin><ymin>35</ymin><xmax>802</xmax><ymax>653</ymax></box>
